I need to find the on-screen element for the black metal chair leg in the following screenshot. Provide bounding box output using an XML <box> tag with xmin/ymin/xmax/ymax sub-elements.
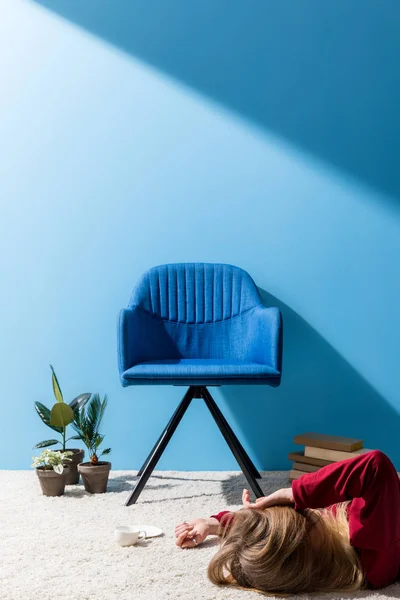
<box><xmin>137</xmin><ymin>413</ymin><xmax>174</xmax><ymax>476</ymax></box>
<box><xmin>201</xmin><ymin>387</ymin><xmax>261</xmax><ymax>480</ymax></box>
<box><xmin>202</xmin><ymin>389</ymin><xmax>264</xmax><ymax>499</ymax></box>
<box><xmin>125</xmin><ymin>388</ymin><xmax>194</xmax><ymax>506</ymax></box>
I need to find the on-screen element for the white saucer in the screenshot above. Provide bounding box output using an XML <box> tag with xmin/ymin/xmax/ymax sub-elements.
<box><xmin>133</xmin><ymin>524</ymin><xmax>163</xmax><ymax>538</ymax></box>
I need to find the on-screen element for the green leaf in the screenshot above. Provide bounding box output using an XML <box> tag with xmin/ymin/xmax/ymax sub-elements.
<box><xmin>96</xmin><ymin>395</ymin><xmax>108</xmax><ymax>433</ymax></box>
<box><xmin>69</xmin><ymin>435</ymin><xmax>82</xmax><ymax>441</ymax></box>
<box><xmin>101</xmin><ymin>448</ymin><xmax>111</xmax><ymax>456</ymax></box>
<box><xmin>71</xmin><ymin>394</ymin><xmax>109</xmax><ymax>456</ymax></box>
<box><xmin>95</xmin><ymin>434</ymin><xmax>104</xmax><ymax>449</ymax></box>
<box><xmin>33</xmin><ymin>439</ymin><xmax>60</xmax><ymax>449</ymax></box>
<box><xmin>34</xmin><ymin>402</ymin><xmax>63</xmax><ymax>434</ymax></box>
<box><xmin>72</xmin><ymin>406</ymin><xmax>81</xmax><ymax>426</ymax></box>
<box><xmin>50</xmin><ymin>402</ymin><xmax>74</xmax><ymax>427</ymax></box>
<box><xmin>87</xmin><ymin>394</ymin><xmax>100</xmax><ymax>435</ymax></box>
<box><xmin>69</xmin><ymin>393</ymin><xmax>91</xmax><ymax>411</ymax></box>
<box><xmin>50</xmin><ymin>364</ymin><xmax>63</xmax><ymax>403</ymax></box>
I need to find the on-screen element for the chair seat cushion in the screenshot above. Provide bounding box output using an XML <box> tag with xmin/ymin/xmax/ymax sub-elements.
<box><xmin>122</xmin><ymin>358</ymin><xmax>279</xmax><ymax>384</ymax></box>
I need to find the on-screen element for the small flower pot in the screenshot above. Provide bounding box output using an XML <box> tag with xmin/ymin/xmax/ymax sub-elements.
<box><xmin>36</xmin><ymin>466</ymin><xmax>69</xmax><ymax>497</ymax></box>
<box><xmin>78</xmin><ymin>461</ymin><xmax>111</xmax><ymax>494</ymax></box>
<box><xmin>57</xmin><ymin>449</ymin><xmax>84</xmax><ymax>485</ymax></box>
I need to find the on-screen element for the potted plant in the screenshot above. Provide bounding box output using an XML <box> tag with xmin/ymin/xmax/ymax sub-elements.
<box><xmin>32</xmin><ymin>449</ymin><xmax>73</xmax><ymax>496</ymax></box>
<box><xmin>73</xmin><ymin>393</ymin><xmax>111</xmax><ymax>494</ymax></box>
<box><xmin>34</xmin><ymin>365</ymin><xmax>91</xmax><ymax>485</ymax></box>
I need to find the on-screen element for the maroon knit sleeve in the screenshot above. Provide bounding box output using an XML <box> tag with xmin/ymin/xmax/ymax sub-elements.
<box><xmin>292</xmin><ymin>450</ymin><xmax>400</xmax><ymax>588</ymax></box>
<box><xmin>210</xmin><ymin>510</ymin><xmax>235</xmax><ymax>531</ymax></box>
<box><xmin>292</xmin><ymin>451</ymin><xmax>400</xmax><ymax>550</ymax></box>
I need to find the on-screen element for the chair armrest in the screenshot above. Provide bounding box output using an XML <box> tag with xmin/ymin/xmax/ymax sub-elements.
<box><xmin>249</xmin><ymin>306</ymin><xmax>283</xmax><ymax>373</ymax></box>
<box><xmin>117</xmin><ymin>307</ymin><xmax>139</xmax><ymax>376</ymax></box>
<box><xmin>117</xmin><ymin>305</ymin><xmax>179</xmax><ymax>378</ymax></box>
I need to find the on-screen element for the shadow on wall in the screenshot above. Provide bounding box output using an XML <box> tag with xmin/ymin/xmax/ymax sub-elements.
<box><xmin>33</xmin><ymin>0</ymin><xmax>400</xmax><ymax>202</ymax></box>
<box><xmin>221</xmin><ymin>289</ymin><xmax>400</xmax><ymax>469</ymax></box>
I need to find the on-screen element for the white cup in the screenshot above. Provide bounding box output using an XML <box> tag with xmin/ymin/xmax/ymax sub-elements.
<box><xmin>115</xmin><ymin>526</ymin><xmax>147</xmax><ymax>547</ymax></box>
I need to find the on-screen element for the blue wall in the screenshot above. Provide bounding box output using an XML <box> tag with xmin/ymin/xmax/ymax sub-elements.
<box><xmin>1</xmin><ymin>0</ymin><xmax>399</xmax><ymax>470</ymax></box>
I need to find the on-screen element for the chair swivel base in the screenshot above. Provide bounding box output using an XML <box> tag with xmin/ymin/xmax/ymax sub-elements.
<box><xmin>125</xmin><ymin>385</ymin><xmax>263</xmax><ymax>506</ymax></box>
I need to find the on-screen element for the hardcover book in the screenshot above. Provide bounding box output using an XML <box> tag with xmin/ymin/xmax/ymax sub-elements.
<box><xmin>294</xmin><ymin>432</ymin><xmax>363</xmax><ymax>452</ymax></box>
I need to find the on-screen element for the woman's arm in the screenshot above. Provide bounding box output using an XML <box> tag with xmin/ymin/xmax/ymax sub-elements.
<box><xmin>206</xmin><ymin>452</ymin><xmax>399</xmax><ymax>545</ymax></box>
<box><xmin>175</xmin><ymin>517</ymin><xmax>222</xmax><ymax>548</ymax></box>
<box><xmin>209</xmin><ymin>489</ymin><xmax>268</xmax><ymax>533</ymax></box>
<box><xmin>176</xmin><ymin>504</ymin><xmax>244</xmax><ymax>548</ymax></box>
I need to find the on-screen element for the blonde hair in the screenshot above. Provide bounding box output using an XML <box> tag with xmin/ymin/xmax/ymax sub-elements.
<box><xmin>207</xmin><ymin>503</ymin><xmax>366</xmax><ymax>595</ymax></box>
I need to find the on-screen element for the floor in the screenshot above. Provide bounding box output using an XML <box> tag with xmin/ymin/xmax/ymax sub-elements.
<box><xmin>1</xmin><ymin>470</ymin><xmax>399</xmax><ymax>600</ymax></box>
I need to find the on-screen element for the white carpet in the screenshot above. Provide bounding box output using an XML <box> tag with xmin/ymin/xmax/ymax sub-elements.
<box><xmin>1</xmin><ymin>470</ymin><xmax>399</xmax><ymax>600</ymax></box>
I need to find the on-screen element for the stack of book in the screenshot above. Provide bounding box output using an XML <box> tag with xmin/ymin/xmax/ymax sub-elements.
<box><xmin>289</xmin><ymin>432</ymin><xmax>368</xmax><ymax>481</ymax></box>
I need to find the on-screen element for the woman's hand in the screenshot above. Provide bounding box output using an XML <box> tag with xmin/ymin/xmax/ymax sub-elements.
<box><xmin>175</xmin><ymin>517</ymin><xmax>218</xmax><ymax>549</ymax></box>
<box><xmin>242</xmin><ymin>487</ymin><xmax>294</xmax><ymax>509</ymax></box>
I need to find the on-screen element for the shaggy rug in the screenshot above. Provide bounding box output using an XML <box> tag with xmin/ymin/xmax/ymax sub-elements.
<box><xmin>1</xmin><ymin>470</ymin><xmax>399</xmax><ymax>600</ymax></box>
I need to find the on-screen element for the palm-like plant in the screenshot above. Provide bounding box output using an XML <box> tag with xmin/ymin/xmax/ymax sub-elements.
<box><xmin>71</xmin><ymin>393</ymin><xmax>111</xmax><ymax>465</ymax></box>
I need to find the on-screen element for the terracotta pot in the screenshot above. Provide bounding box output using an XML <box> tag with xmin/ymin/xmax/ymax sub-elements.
<box><xmin>78</xmin><ymin>461</ymin><xmax>111</xmax><ymax>494</ymax></box>
<box><xmin>36</xmin><ymin>466</ymin><xmax>69</xmax><ymax>497</ymax></box>
<box><xmin>60</xmin><ymin>449</ymin><xmax>84</xmax><ymax>485</ymax></box>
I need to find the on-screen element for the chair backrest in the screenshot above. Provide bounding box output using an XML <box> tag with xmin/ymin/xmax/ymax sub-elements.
<box><xmin>129</xmin><ymin>263</ymin><xmax>262</xmax><ymax>324</ymax></box>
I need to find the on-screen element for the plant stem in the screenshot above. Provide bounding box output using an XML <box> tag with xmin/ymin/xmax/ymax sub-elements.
<box><xmin>62</xmin><ymin>427</ymin><xmax>66</xmax><ymax>451</ymax></box>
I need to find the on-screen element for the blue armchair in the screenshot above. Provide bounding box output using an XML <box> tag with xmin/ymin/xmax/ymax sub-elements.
<box><xmin>118</xmin><ymin>263</ymin><xmax>283</xmax><ymax>504</ymax></box>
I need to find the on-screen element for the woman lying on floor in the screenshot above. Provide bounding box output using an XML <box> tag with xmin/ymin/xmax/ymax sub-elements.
<box><xmin>175</xmin><ymin>450</ymin><xmax>400</xmax><ymax>595</ymax></box>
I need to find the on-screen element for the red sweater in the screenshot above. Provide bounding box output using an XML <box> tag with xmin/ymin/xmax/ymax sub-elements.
<box><xmin>211</xmin><ymin>450</ymin><xmax>400</xmax><ymax>589</ymax></box>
